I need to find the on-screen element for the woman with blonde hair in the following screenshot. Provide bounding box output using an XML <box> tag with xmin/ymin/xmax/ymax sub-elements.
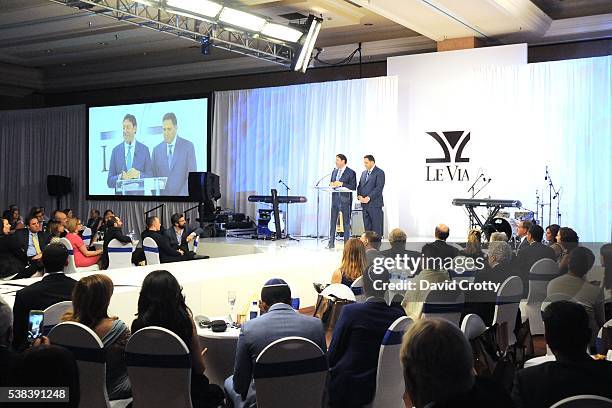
<box><xmin>62</xmin><ymin>274</ymin><xmax>131</xmax><ymax>400</ymax></box>
<box><xmin>331</xmin><ymin>238</ymin><xmax>367</xmax><ymax>286</ymax></box>
<box><xmin>65</xmin><ymin>218</ymin><xmax>101</xmax><ymax>267</ymax></box>
<box><xmin>460</xmin><ymin>229</ymin><xmax>484</xmax><ymax>259</ymax></box>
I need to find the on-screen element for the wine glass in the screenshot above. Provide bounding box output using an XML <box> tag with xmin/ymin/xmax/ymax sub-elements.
<box><xmin>227</xmin><ymin>291</ymin><xmax>237</xmax><ymax>323</ymax></box>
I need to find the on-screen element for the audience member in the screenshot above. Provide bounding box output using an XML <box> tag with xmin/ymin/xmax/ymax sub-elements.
<box><xmin>142</xmin><ymin>216</ymin><xmax>194</xmax><ymax>263</ymax></box>
<box><xmin>547</xmin><ymin>246</ymin><xmax>604</xmax><ymax>343</ymax></box>
<box><xmin>12</xmin><ymin>243</ymin><xmax>76</xmax><ymax>351</ymax></box>
<box><xmin>62</xmin><ymin>274</ymin><xmax>130</xmax><ymax>400</ymax></box>
<box><xmin>401</xmin><ymin>243</ymin><xmax>450</xmax><ymax>320</ymax></box>
<box><xmin>100</xmin><ymin>216</ymin><xmax>132</xmax><ymax>270</ymax></box>
<box><xmin>360</xmin><ymin>230</ymin><xmax>381</xmax><ymax>264</ymax></box>
<box><xmin>224</xmin><ymin>278</ymin><xmax>326</xmax><ymax>408</ymax></box>
<box><xmin>96</xmin><ymin>209</ymin><xmax>115</xmax><ymax>237</ymax></box>
<box><xmin>65</xmin><ymin>218</ymin><xmax>101</xmax><ymax>268</ymax></box>
<box><xmin>132</xmin><ymin>270</ymin><xmax>224</xmax><ymax>408</ymax></box>
<box><xmin>53</xmin><ymin>210</ymin><xmax>68</xmax><ymax>235</ymax></box>
<box><xmin>460</xmin><ymin>229</ymin><xmax>484</xmax><ymax>260</ymax></box>
<box><xmin>6</xmin><ymin>205</ymin><xmax>23</xmax><ymax>230</ymax></box>
<box><xmin>331</xmin><ymin>237</ymin><xmax>366</xmax><ymax>286</ymax></box>
<box><xmin>29</xmin><ymin>207</ymin><xmax>46</xmax><ymax>230</ymax></box>
<box><xmin>63</xmin><ymin>208</ymin><xmax>74</xmax><ymax>219</ymax></box>
<box><xmin>47</xmin><ymin>220</ymin><xmax>65</xmax><ymax>244</ymax></box>
<box><xmin>379</xmin><ymin>228</ymin><xmax>421</xmax><ymax>272</ymax></box>
<box><xmin>0</xmin><ymin>217</ymin><xmax>25</xmax><ymax>279</ymax></box>
<box><xmin>0</xmin><ymin>297</ymin><xmax>17</xmax><ymax>386</ymax></box>
<box><xmin>328</xmin><ymin>268</ymin><xmax>405</xmax><ymax>407</ymax></box>
<box><xmin>511</xmin><ymin>301</ymin><xmax>612</xmax><ymax>408</ymax></box>
<box><xmin>86</xmin><ymin>209</ymin><xmax>103</xmax><ymax>236</ymax></box>
<box><xmin>515</xmin><ymin>220</ymin><xmax>532</xmax><ymax>253</ymax></box>
<box><xmin>401</xmin><ymin>319</ymin><xmax>513</xmax><ymax>408</ymax></box>
<box><xmin>515</xmin><ymin>224</ymin><xmax>556</xmax><ymax>294</ymax></box>
<box><xmin>557</xmin><ymin>227</ymin><xmax>579</xmax><ymax>274</ymax></box>
<box><xmin>490</xmin><ymin>231</ymin><xmax>509</xmax><ymax>242</ymax></box>
<box><xmin>601</xmin><ymin>243</ymin><xmax>612</xmax><ymax>301</ymax></box>
<box><xmin>546</xmin><ymin>224</ymin><xmax>562</xmax><ymax>259</ymax></box>
<box><xmin>432</xmin><ymin>224</ymin><xmax>459</xmax><ymax>259</ymax></box>
<box><xmin>163</xmin><ymin>213</ymin><xmax>207</xmax><ymax>259</ymax></box>
<box><xmin>9</xmin><ymin>215</ymin><xmax>50</xmax><ymax>277</ymax></box>
<box><xmin>10</xmin><ymin>344</ymin><xmax>80</xmax><ymax>408</ymax></box>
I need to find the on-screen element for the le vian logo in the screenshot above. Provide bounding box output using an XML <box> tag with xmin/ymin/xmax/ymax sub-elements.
<box><xmin>425</xmin><ymin>131</ymin><xmax>471</xmax><ymax>182</ymax></box>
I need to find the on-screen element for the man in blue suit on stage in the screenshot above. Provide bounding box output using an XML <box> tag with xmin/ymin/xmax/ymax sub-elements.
<box><xmin>152</xmin><ymin>112</ymin><xmax>197</xmax><ymax>196</ymax></box>
<box><xmin>357</xmin><ymin>154</ymin><xmax>385</xmax><ymax>237</ymax></box>
<box><xmin>106</xmin><ymin>114</ymin><xmax>152</xmax><ymax>191</ymax></box>
<box><xmin>328</xmin><ymin>154</ymin><xmax>357</xmax><ymax>248</ymax></box>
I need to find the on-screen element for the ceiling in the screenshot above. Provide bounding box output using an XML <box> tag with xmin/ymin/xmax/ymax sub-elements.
<box><xmin>0</xmin><ymin>0</ymin><xmax>610</xmax><ymax>97</ymax></box>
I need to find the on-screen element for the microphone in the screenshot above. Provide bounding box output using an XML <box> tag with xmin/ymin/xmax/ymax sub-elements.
<box><xmin>545</xmin><ymin>165</ymin><xmax>548</xmax><ymax>181</ymax></box>
<box><xmin>315</xmin><ymin>172</ymin><xmax>332</xmax><ymax>186</ymax></box>
<box><xmin>482</xmin><ymin>175</ymin><xmax>486</xmax><ymax>182</ymax></box>
<box><xmin>278</xmin><ymin>179</ymin><xmax>290</xmax><ymax>191</ymax></box>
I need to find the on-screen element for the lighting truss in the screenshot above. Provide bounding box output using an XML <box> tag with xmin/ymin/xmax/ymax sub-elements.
<box><xmin>49</xmin><ymin>0</ymin><xmax>297</xmax><ymax>67</ymax></box>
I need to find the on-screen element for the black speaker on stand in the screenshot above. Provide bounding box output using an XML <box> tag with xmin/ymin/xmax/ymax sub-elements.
<box><xmin>188</xmin><ymin>172</ymin><xmax>221</xmax><ymax>236</ymax></box>
<box><xmin>47</xmin><ymin>175</ymin><xmax>71</xmax><ymax>211</ymax></box>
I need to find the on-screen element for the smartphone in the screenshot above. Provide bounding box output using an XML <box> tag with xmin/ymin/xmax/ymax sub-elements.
<box><xmin>27</xmin><ymin>310</ymin><xmax>44</xmax><ymax>343</ymax></box>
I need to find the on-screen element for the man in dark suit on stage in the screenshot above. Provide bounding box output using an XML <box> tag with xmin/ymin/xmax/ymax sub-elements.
<box><xmin>9</xmin><ymin>215</ymin><xmax>50</xmax><ymax>277</ymax></box>
<box><xmin>11</xmin><ymin>243</ymin><xmax>76</xmax><ymax>351</ymax></box>
<box><xmin>357</xmin><ymin>155</ymin><xmax>385</xmax><ymax>237</ymax></box>
<box><xmin>327</xmin><ymin>154</ymin><xmax>357</xmax><ymax>248</ymax></box>
<box><xmin>107</xmin><ymin>114</ymin><xmax>153</xmax><ymax>191</ymax></box>
<box><xmin>163</xmin><ymin>213</ymin><xmax>208</xmax><ymax>259</ymax></box>
<box><xmin>152</xmin><ymin>112</ymin><xmax>197</xmax><ymax>196</ymax></box>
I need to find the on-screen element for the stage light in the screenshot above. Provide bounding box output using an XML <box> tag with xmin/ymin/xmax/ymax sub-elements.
<box><xmin>261</xmin><ymin>22</ymin><xmax>303</xmax><ymax>43</ymax></box>
<box><xmin>165</xmin><ymin>0</ymin><xmax>222</xmax><ymax>19</ymax></box>
<box><xmin>219</xmin><ymin>7</ymin><xmax>267</xmax><ymax>32</ymax></box>
<box><xmin>292</xmin><ymin>15</ymin><xmax>323</xmax><ymax>73</ymax></box>
<box><xmin>201</xmin><ymin>36</ymin><xmax>211</xmax><ymax>55</ymax></box>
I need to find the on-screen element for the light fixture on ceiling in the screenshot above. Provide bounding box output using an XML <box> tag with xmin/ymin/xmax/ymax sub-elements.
<box><xmin>292</xmin><ymin>15</ymin><xmax>323</xmax><ymax>73</ymax></box>
<box><xmin>165</xmin><ymin>0</ymin><xmax>222</xmax><ymax>19</ymax></box>
<box><xmin>219</xmin><ymin>7</ymin><xmax>267</xmax><ymax>32</ymax></box>
<box><xmin>261</xmin><ymin>22</ymin><xmax>303</xmax><ymax>43</ymax></box>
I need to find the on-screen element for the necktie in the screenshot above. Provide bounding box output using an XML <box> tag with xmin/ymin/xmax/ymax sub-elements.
<box><xmin>336</xmin><ymin>169</ymin><xmax>343</xmax><ymax>181</ymax></box>
<box><xmin>366</xmin><ymin>170</ymin><xmax>371</xmax><ymax>182</ymax></box>
<box><xmin>168</xmin><ymin>145</ymin><xmax>173</xmax><ymax>169</ymax></box>
<box><xmin>32</xmin><ymin>233</ymin><xmax>41</xmax><ymax>255</ymax></box>
<box><xmin>126</xmin><ymin>144</ymin><xmax>132</xmax><ymax>170</ymax></box>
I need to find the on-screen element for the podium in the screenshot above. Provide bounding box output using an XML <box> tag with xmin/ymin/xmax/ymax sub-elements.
<box><xmin>116</xmin><ymin>177</ymin><xmax>168</xmax><ymax>196</ymax></box>
<box><xmin>314</xmin><ymin>186</ymin><xmax>354</xmax><ymax>244</ymax></box>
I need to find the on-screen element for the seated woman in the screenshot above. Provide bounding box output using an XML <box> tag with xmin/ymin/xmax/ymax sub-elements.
<box><xmin>0</xmin><ymin>217</ymin><xmax>26</xmax><ymax>278</ymax></box>
<box><xmin>460</xmin><ymin>229</ymin><xmax>484</xmax><ymax>260</ymax></box>
<box><xmin>331</xmin><ymin>238</ymin><xmax>366</xmax><ymax>287</ymax></box>
<box><xmin>546</xmin><ymin>224</ymin><xmax>563</xmax><ymax>260</ymax></box>
<box><xmin>47</xmin><ymin>220</ymin><xmax>65</xmax><ymax>244</ymax></box>
<box><xmin>62</xmin><ymin>274</ymin><xmax>131</xmax><ymax>400</ymax></box>
<box><xmin>65</xmin><ymin>218</ymin><xmax>101</xmax><ymax>268</ymax></box>
<box><xmin>131</xmin><ymin>270</ymin><xmax>225</xmax><ymax>408</ymax></box>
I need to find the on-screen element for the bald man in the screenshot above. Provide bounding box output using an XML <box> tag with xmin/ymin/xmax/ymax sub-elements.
<box><xmin>431</xmin><ymin>224</ymin><xmax>459</xmax><ymax>261</ymax></box>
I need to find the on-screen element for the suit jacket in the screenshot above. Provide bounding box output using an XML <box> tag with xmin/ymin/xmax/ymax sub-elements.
<box><xmin>100</xmin><ymin>227</ymin><xmax>132</xmax><ymax>269</ymax></box>
<box><xmin>379</xmin><ymin>244</ymin><xmax>421</xmax><ymax>275</ymax></box>
<box><xmin>107</xmin><ymin>140</ymin><xmax>153</xmax><ymax>189</ymax></box>
<box><xmin>152</xmin><ymin>136</ymin><xmax>197</xmax><ymax>196</ymax></box>
<box><xmin>11</xmin><ymin>273</ymin><xmax>77</xmax><ymax>350</ymax></box>
<box><xmin>162</xmin><ymin>226</ymin><xmax>203</xmax><ymax>253</ymax></box>
<box><xmin>10</xmin><ymin>229</ymin><xmax>50</xmax><ymax>263</ymax></box>
<box><xmin>141</xmin><ymin>229</ymin><xmax>183</xmax><ymax>263</ymax></box>
<box><xmin>515</xmin><ymin>241</ymin><xmax>556</xmax><ymax>295</ymax></box>
<box><xmin>431</xmin><ymin>239</ymin><xmax>460</xmax><ymax>260</ymax></box>
<box><xmin>327</xmin><ymin>299</ymin><xmax>405</xmax><ymax>407</ymax></box>
<box><xmin>330</xmin><ymin>167</ymin><xmax>357</xmax><ymax>208</ymax></box>
<box><xmin>232</xmin><ymin>303</ymin><xmax>326</xmax><ymax>399</ymax></box>
<box><xmin>516</xmin><ymin>236</ymin><xmax>529</xmax><ymax>253</ymax></box>
<box><xmin>511</xmin><ymin>357</ymin><xmax>612</xmax><ymax>408</ymax></box>
<box><xmin>357</xmin><ymin>166</ymin><xmax>385</xmax><ymax>208</ymax></box>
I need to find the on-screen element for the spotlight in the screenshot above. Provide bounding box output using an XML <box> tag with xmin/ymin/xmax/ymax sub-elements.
<box><xmin>291</xmin><ymin>15</ymin><xmax>323</xmax><ymax>73</ymax></box>
<box><xmin>201</xmin><ymin>36</ymin><xmax>211</xmax><ymax>55</ymax></box>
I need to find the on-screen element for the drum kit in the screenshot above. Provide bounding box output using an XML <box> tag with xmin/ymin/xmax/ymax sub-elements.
<box><xmin>485</xmin><ymin>210</ymin><xmax>534</xmax><ymax>242</ymax></box>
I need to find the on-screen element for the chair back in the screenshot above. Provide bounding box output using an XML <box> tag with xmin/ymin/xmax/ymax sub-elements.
<box><xmin>188</xmin><ymin>235</ymin><xmax>199</xmax><ymax>253</ymax></box>
<box><xmin>48</xmin><ymin>321</ymin><xmax>110</xmax><ymax>408</ymax></box>
<box><xmin>461</xmin><ymin>313</ymin><xmax>487</xmax><ymax>340</ymax></box>
<box><xmin>321</xmin><ymin>283</ymin><xmax>356</xmax><ymax>301</ymax></box>
<box><xmin>143</xmin><ymin>237</ymin><xmax>161</xmax><ymax>265</ymax></box>
<box><xmin>493</xmin><ymin>276</ymin><xmax>523</xmax><ymax>344</ymax></box>
<box><xmin>421</xmin><ymin>288</ymin><xmax>465</xmax><ymax>326</ymax></box>
<box><xmin>596</xmin><ymin>318</ymin><xmax>612</xmax><ymax>354</ymax></box>
<box><xmin>126</xmin><ymin>327</ymin><xmax>192</xmax><ymax>408</ymax></box>
<box><xmin>107</xmin><ymin>239</ymin><xmax>133</xmax><ymax>269</ymax></box>
<box><xmin>449</xmin><ymin>256</ymin><xmax>477</xmax><ymax>283</ymax></box>
<box><xmin>254</xmin><ymin>337</ymin><xmax>327</xmax><ymax>408</ymax></box>
<box><xmin>351</xmin><ymin>276</ymin><xmax>365</xmax><ymax>303</ymax></box>
<box><xmin>524</xmin><ymin>258</ymin><xmax>559</xmax><ymax>334</ymax></box>
<box><xmin>59</xmin><ymin>237</ymin><xmax>78</xmax><ymax>274</ymax></box>
<box><xmin>42</xmin><ymin>300</ymin><xmax>72</xmax><ymax>335</ymax></box>
<box><xmin>370</xmin><ymin>316</ymin><xmax>413</xmax><ymax>408</ymax></box>
<box><xmin>82</xmin><ymin>227</ymin><xmax>93</xmax><ymax>247</ymax></box>
<box><xmin>549</xmin><ymin>395</ymin><xmax>612</xmax><ymax>408</ymax></box>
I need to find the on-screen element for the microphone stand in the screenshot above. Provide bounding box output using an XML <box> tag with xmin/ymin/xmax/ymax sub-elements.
<box><xmin>545</xmin><ymin>166</ymin><xmax>558</xmax><ymax>227</ymax></box>
<box><xmin>144</xmin><ymin>203</ymin><xmax>165</xmax><ymax>229</ymax></box>
<box><xmin>315</xmin><ymin>172</ymin><xmax>332</xmax><ymax>242</ymax></box>
<box><xmin>473</xmin><ymin>178</ymin><xmax>491</xmax><ymax>198</ymax></box>
<box><xmin>279</xmin><ymin>179</ymin><xmax>294</xmax><ymax>240</ymax></box>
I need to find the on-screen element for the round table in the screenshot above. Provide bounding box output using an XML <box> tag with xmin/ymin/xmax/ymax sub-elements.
<box><xmin>197</xmin><ymin>326</ymin><xmax>241</xmax><ymax>386</ymax></box>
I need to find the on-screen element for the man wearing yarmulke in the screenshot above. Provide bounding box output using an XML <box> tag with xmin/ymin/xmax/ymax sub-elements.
<box><xmin>224</xmin><ymin>278</ymin><xmax>327</xmax><ymax>408</ymax></box>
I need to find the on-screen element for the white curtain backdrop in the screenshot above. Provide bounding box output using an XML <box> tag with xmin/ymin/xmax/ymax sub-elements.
<box><xmin>212</xmin><ymin>77</ymin><xmax>398</xmax><ymax>237</ymax></box>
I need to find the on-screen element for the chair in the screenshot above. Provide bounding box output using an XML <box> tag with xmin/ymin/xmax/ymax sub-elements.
<box><xmin>253</xmin><ymin>337</ymin><xmax>327</xmax><ymax>408</ymax></box>
<box><xmin>126</xmin><ymin>327</ymin><xmax>192</xmax><ymax>408</ymax></box>
<box><xmin>449</xmin><ymin>256</ymin><xmax>477</xmax><ymax>284</ymax></box>
<box><xmin>351</xmin><ymin>276</ymin><xmax>366</xmax><ymax>303</ymax></box>
<box><xmin>188</xmin><ymin>235</ymin><xmax>199</xmax><ymax>253</ymax></box>
<box><xmin>421</xmin><ymin>288</ymin><xmax>465</xmax><ymax>326</ymax></box>
<box><xmin>596</xmin><ymin>319</ymin><xmax>612</xmax><ymax>354</ymax></box>
<box><xmin>82</xmin><ymin>227</ymin><xmax>93</xmax><ymax>247</ymax></box>
<box><xmin>48</xmin><ymin>322</ymin><xmax>110</xmax><ymax>408</ymax></box>
<box><xmin>492</xmin><ymin>276</ymin><xmax>523</xmax><ymax>345</ymax></box>
<box><xmin>461</xmin><ymin>313</ymin><xmax>487</xmax><ymax>340</ymax></box>
<box><xmin>59</xmin><ymin>237</ymin><xmax>100</xmax><ymax>274</ymax></box>
<box><xmin>143</xmin><ymin>237</ymin><xmax>161</xmax><ymax>265</ymax></box>
<box><xmin>549</xmin><ymin>395</ymin><xmax>612</xmax><ymax>408</ymax></box>
<box><xmin>369</xmin><ymin>316</ymin><xmax>413</xmax><ymax>408</ymax></box>
<box><xmin>42</xmin><ymin>300</ymin><xmax>72</xmax><ymax>336</ymax></box>
<box><xmin>107</xmin><ymin>239</ymin><xmax>134</xmax><ymax>269</ymax></box>
<box><xmin>521</xmin><ymin>258</ymin><xmax>559</xmax><ymax>335</ymax></box>
<box><xmin>321</xmin><ymin>283</ymin><xmax>356</xmax><ymax>301</ymax></box>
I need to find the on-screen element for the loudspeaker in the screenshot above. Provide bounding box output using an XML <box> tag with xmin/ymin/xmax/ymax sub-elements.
<box><xmin>188</xmin><ymin>172</ymin><xmax>221</xmax><ymax>202</ymax></box>
<box><xmin>47</xmin><ymin>175</ymin><xmax>71</xmax><ymax>197</ymax></box>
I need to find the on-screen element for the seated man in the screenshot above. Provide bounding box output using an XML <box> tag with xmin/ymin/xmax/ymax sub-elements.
<box><xmin>379</xmin><ymin>228</ymin><xmax>421</xmax><ymax>276</ymax></box>
<box><xmin>431</xmin><ymin>224</ymin><xmax>459</xmax><ymax>259</ymax></box>
<box><xmin>515</xmin><ymin>224</ymin><xmax>556</xmax><ymax>296</ymax></box>
<box><xmin>100</xmin><ymin>216</ymin><xmax>133</xmax><ymax>270</ymax></box>
<box><xmin>9</xmin><ymin>215</ymin><xmax>50</xmax><ymax>278</ymax></box>
<box><xmin>328</xmin><ymin>267</ymin><xmax>405</xmax><ymax>407</ymax></box>
<box><xmin>162</xmin><ymin>213</ymin><xmax>207</xmax><ymax>259</ymax></box>
<box><xmin>360</xmin><ymin>230</ymin><xmax>381</xmax><ymax>265</ymax></box>
<box><xmin>11</xmin><ymin>244</ymin><xmax>77</xmax><ymax>351</ymax></box>
<box><xmin>512</xmin><ymin>301</ymin><xmax>612</xmax><ymax>408</ymax></box>
<box><xmin>224</xmin><ymin>279</ymin><xmax>327</xmax><ymax>408</ymax></box>
<box><xmin>142</xmin><ymin>216</ymin><xmax>193</xmax><ymax>263</ymax></box>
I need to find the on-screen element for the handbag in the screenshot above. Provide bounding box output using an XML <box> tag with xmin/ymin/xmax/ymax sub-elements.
<box><xmin>313</xmin><ymin>294</ymin><xmax>354</xmax><ymax>331</ymax></box>
<box><xmin>510</xmin><ymin>319</ymin><xmax>535</xmax><ymax>368</ymax></box>
<box><xmin>470</xmin><ymin>322</ymin><xmax>515</xmax><ymax>391</ymax></box>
